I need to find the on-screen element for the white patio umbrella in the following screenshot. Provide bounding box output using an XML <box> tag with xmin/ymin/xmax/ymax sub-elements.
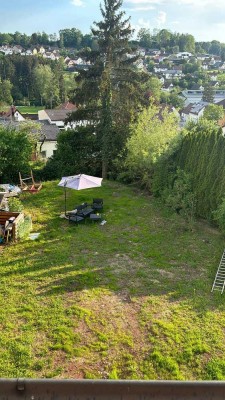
<box><xmin>58</xmin><ymin>174</ymin><xmax>103</xmax><ymax>215</ymax></box>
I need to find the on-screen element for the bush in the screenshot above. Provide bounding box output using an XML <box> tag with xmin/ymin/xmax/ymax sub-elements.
<box><xmin>163</xmin><ymin>168</ymin><xmax>196</xmax><ymax>226</ymax></box>
<box><xmin>17</xmin><ymin>215</ymin><xmax>32</xmax><ymax>239</ymax></box>
<box><xmin>8</xmin><ymin>197</ymin><xmax>24</xmax><ymax>213</ymax></box>
<box><xmin>213</xmin><ymin>198</ymin><xmax>225</xmax><ymax>232</ymax></box>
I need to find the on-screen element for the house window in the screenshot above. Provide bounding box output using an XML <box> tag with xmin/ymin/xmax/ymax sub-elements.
<box><xmin>41</xmin><ymin>151</ymin><xmax>47</xmax><ymax>158</ymax></box>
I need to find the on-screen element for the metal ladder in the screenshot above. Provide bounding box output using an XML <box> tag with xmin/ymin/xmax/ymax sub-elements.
<box><xmin>211</xmin><ymin>249</ymin><xmax>225</xmax><ymax>293</ymax></box>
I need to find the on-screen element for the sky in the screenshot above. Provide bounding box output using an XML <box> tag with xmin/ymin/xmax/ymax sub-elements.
<box><xmin>1</xmin><ymin>0</ymin><xmax>225</xmax><ymax>43</ymax></box>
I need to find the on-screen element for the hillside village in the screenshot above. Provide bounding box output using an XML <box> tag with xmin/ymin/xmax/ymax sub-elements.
<box><xmin>1</xmin><ymin>42</ymin><xmax>225</xmax><ymax>160</ymax></box>
<box><xmin>1</xmin><ymin>41</ymin><xmax>225</xmax><ymax>130</ymax></box>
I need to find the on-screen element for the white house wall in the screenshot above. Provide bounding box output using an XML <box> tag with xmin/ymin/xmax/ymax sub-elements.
<box><xmin>38</xmin><ymin>110</ymin><xmax>50</xmax><ymax>122</ymax></box>
<box><xmin>38</xmin><ymin>141</ymin><xmax>57</xmax><ymax>159</ymax></box>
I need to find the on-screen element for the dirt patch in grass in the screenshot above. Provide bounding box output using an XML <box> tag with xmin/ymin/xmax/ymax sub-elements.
<box><xmin>157</xmin><ymin>269</ymin><xmax>174</xmax><ymax>278</ymax></box>
<box><xmin>57</xmin><ymin>292</ymin><xmax>150</xmax><ymax>378</ymax></box>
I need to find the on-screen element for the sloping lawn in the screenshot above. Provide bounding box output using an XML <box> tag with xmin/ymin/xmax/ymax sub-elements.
<box><xmin>1</xmin><ymin>180</ymin><xmax>225</xmax><ymax>379</ymax></box>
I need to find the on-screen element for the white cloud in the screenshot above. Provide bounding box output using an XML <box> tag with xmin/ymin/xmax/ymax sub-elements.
<box><xmin>156</xmin><ymin>11</ymin><xmax>166</xmax><ymax>26</ymax></box>
<box><xmin>71</xmin><ymin>0</ymin><xmax>84</xmax><ymax>6</ymax></box>
<box><xmin>131</xmin><ymin>17</ymin><xmax>151</xmax><ymax>33</ymax></box>
<box><xmin>130</xmin><ymin>5</ymin><xmax>155</xmax><ymax>10</ymax></box>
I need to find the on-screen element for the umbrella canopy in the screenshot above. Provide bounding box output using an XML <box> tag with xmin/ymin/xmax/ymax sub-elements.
<box><xmin>58</xmin><ymin>174</ymin><xmax>102</xmax><ymax>190</ymax></box>
<box><xmin>58</xmin><ymin>174</ymin><xmax>103</xmax><ymax>215</ymax></box>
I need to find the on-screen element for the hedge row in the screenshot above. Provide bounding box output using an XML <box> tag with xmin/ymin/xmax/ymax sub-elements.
<box><xmin>152</xmin><ymin>123</ymin><xmax>225</xmax><ymax>220</ymax></box>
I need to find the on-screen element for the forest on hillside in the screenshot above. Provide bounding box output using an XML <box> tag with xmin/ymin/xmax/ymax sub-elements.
<box><xmin>0</xmin><ymin>55</ymin><xmax>68</xmax><ymax>107</ymax></box>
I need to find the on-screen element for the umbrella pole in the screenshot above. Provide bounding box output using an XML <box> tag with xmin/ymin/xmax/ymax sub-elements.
<box><xmin>64</xmin><ymin>184</ymin><xmax>67</xmax><ymax>216</ymax></box>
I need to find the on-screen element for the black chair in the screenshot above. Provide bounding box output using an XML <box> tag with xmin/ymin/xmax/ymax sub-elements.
<box><xmin>76</xmin><ymin>203</ymin><xmax>94</xmax><ymax>218</ymax></box>
<box><xmin>89</xmin><ymin>213</ymin><xmax>102</xmax><ymax>223</ymax></box>
<box><xmin>92</xmin><ymin>198</ymin><xmax>103</xmax><ymax>211</ymax></box>
<box><xmin>68</xmin><ymin>214</ymin><xmax>84</xmax><ymax>225</ymax></box>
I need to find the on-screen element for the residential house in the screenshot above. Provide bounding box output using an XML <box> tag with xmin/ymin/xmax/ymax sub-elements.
<box><xmin>158</xmin><ymin>104</ymin><xmax>180</xmax><ymax>121</ymax></box>
<box><xmin>38</xmin><ymin>109</ymin><xmax>71</xmax><ymax>129</ymax></box>
<box><xmin>176</xmin><ymin>52</ymin><xmax>192</xmax><ymax>59</ymax></box>
<box><xmin>38</xmin><ymin>104</ymin><xmax>77</xmax><ymax>129</ymax></box>
<box><xmin>210</xmin><ymin>73</ymin><xmax>218</xmax><ymax>81</ymax></box>
<box><xmin>210</xmin><ymin>81</ymin><xmax>220</xmax><ymax>88</ymax></box>
<box><xmin>180</xmin><ymin>102</ymin><xmax>208</xmax><ymax>123</ymax></box>
<box><xmin>163</xmin><ymin>70</ymin><xmax>183</xmax><ymax>80</ymax></box>
<box><xmin>56</xmin><ymin>102</ymin><xmax>77</xmax><ymax>111</ymax></box>
<box><xmin>137</xmin><ymin>48</ymin><xmax>146</xmax><ymax>57</ymax></box>
<box><xmin>154</xmin><ymin>53</ymin><xmax>169</xmax><ymax>63</ymax></box>
<box><xmin>12</xmin><ymin>45</ymin><xmax>23</xmax><ymax>54</ymax></box>
<box><xmin>210</xmin><ymin>61</ymin><xmax>223</xmax><ymax>70</ymax></box>
<box><xmin>190</xmin><ymin>84</ymin><xmax>204</xmax><ymax>91</ymax></box>
<box><xmin>202</xmin><ymin>61</ymin><xmax>209</xmax><ymax>70</ymax></box>
<box><xmin>146</xmin><ymin>49</ymin><xmax>161</xmax><ymax>56</ymax></box>
<box><xmin>1</xmin><ymin>46</ymin><xmax>13</xmax><ymax>55</ymax></box>
<box><xmin>25</xmin><ymin>49</ymin><xmax>33</xmax><ymax>56</ymax></box>
<box><xmin>196</xmin><ymin>54</ymin><xmax>210</xmax><ymax>61</ymax></box>
<box><xmin>154</xmin><ymin>64</ymin><xmax>168</xmax><ymax>73</ymax></box>
<box><xmin>37</xmin><ymin>121</ymin><xmax>60</xmax><ymax>159</ymax></box>
<box><xmin>39</xmin><ymin>46</ymin><xmax>45</xmax><ymax>55</ymax></box>
<box><xmin>0</xmin><ymin>108</ymin><xmax>60</xmax><ymax>159</ymax></box>
<box><xmin>0</xmin><ymin>106</ymin><xmax>25</xmax><ymax>122</ymax></box>
<box><xmin>162</xmin><ymin>82</ymin><xmax>174</xmax><ymax>92</ymax></box>
<box><xmin>43</xmin><ymin>52</ymin><xmax>59</xmax><ymax>61</ymax></box>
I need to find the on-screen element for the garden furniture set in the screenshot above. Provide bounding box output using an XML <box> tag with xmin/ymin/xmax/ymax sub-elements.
<box><xmin>67</xmin><ymin>198</ymin><xmax>103</xmax><ymax>225</ymax></box>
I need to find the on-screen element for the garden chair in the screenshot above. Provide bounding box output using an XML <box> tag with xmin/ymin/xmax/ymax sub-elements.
<box><xmin>68</xmin><ymin>214</ymin><xmax>85</xmax><ymax>225</ymax></box>
<box><xmin>76</xmin><ymin>203</ymin><xmax>94</xmax><ymax>218</ymax></box>
<box><xmin>92</xmin><ymin>198</ymin><xmax>103</xmax><ymax>211</ymax></box>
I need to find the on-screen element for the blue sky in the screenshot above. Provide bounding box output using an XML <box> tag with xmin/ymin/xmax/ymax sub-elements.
<box><xmin>1</xmin><ymin>0</ymin><xmax>225</xmax><ymax>42</ymax></box>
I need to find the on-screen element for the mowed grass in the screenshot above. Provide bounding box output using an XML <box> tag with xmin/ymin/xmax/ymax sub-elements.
<box><xmin>16</xmin><ymin>106</ymin><xmax>44</xmax><ymax>114</ymax></box>
<box><xmin>1</xmin><ymin>180</ymin><xmax>225</xmax><ymax>379</ymax></box>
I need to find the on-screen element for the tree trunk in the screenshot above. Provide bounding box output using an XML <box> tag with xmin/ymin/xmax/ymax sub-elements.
<box><xmin>102</xmin><ymin>159</ymin><xmax>108</xmax><ymax>179</ymax></box>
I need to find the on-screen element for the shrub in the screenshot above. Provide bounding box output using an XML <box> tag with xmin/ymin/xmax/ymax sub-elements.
<box><xmin>17</xmin><ymin>215</ymin><xmax>32</xmax><ymax>239</ymax></box>
<box><xmin>8</xmin><ymin>197</ymin><xmax>24</xmax><ymax>212</ymax></box>
<box><xmin>213</xmin><ymin>198</ymin><xmax>225</xmax><ymax>232</ymax></box>
<box><xmin>163</xmin><ymin>168</ymin><xmax>196</xmax><ymax>226</ymax></box>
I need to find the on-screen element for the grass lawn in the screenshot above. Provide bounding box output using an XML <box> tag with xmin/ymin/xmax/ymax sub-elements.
<box><xmin>16</xmin><ymin>106</ymin><xmax>44</xmax><ymax>114</ymax></box>
<box><xmin>1</xmin><ymin>180</ymin><xmax>225</xmax><ymax>379</ymax></box>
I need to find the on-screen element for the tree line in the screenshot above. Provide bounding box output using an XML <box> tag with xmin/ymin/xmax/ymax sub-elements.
<box><xmin>1</xmin><ymin>26</ymin><xmax>225</xmax><ymax>58</ymax></box>
<box><xmin>137</xmin><ymin>28</ymin><xmax>225</xmax><ymax>59</ymax></box>
<box><xmin>0</xmin><ymin>29</ymin><xmax>98</xmax><ymax>51</ymax></box>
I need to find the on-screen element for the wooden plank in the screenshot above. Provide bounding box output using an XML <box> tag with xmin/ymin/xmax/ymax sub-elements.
<box><xmin>0</xmin><ymin>212</ymin><xmax>24</xmax><ymax>241</ymax></box>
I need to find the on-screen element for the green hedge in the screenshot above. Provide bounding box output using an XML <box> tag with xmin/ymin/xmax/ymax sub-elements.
<box><xmin>152</xmin><ymin>123</ymin><xmax>225</xmax><ymax>220</ymax></box>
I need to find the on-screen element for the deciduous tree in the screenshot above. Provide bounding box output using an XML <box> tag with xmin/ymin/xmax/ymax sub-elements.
<box><xmin>124</xmin><ymin>104</ymin><xmax>179</xmax><ymax>188</ymax></box>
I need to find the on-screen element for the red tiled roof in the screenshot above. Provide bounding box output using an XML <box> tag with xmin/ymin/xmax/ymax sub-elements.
<box><xmin>56</xmin><ymin>102</ymin><xmax>77</xmax><ymax>111</ymax></box>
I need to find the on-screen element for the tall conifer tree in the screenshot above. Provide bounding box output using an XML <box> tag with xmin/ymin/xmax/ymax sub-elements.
<box><xmin>202</xmin><ymin>81</ymin><xmax>215</xmax><ymax>103</ymax></box>
<box><xmin>70</xmin><ymin>0</ymin><xmax>148</xmax><ymax>178</ymax></box>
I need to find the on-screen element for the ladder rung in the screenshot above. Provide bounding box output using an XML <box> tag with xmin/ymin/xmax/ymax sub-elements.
<box><xmin>212</xmin><ymin>249</ymin><xmax>225</xmax><ymax>294</ymax></box>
